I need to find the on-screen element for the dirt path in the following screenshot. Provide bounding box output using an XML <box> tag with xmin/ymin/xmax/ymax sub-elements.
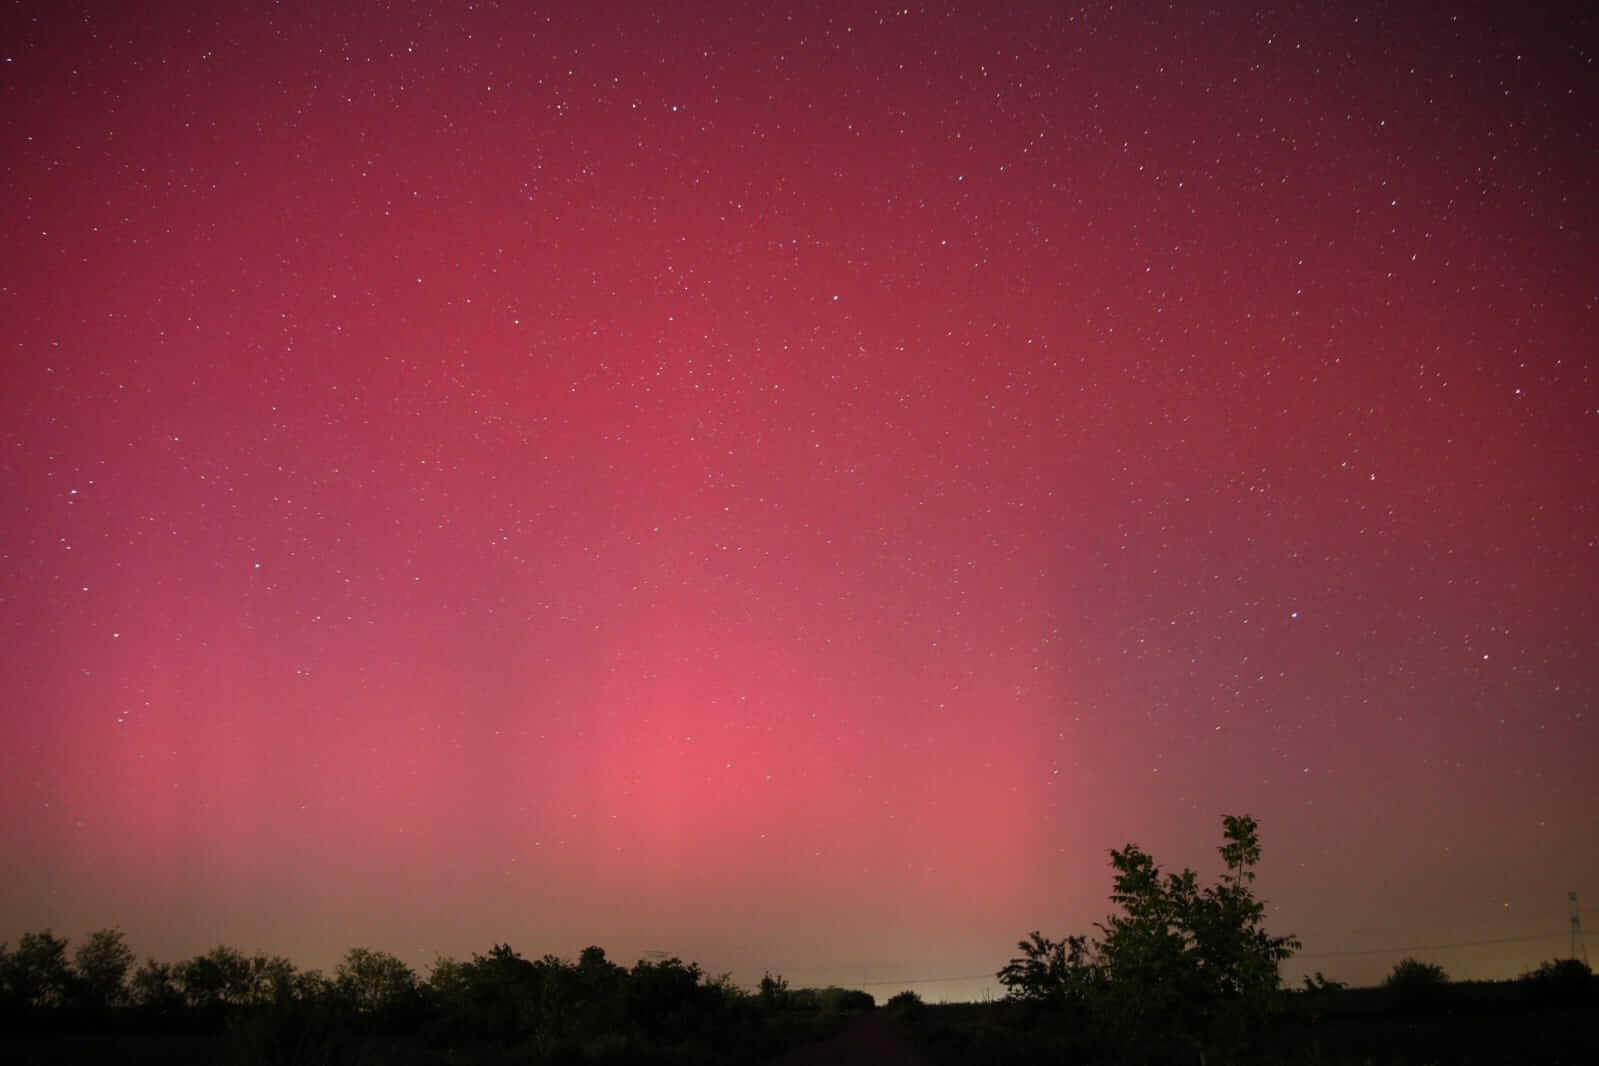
<box><xmin>767</xmin><ymin>1011</ymin><xmax>934</xmax><ymax>1066</ymax></box>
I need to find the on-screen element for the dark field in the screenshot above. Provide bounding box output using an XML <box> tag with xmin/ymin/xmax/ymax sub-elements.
<box><xmin>4</xmin><ymin>980</ymin><xmax>1597</xmax><ymax>1066</ymax></box>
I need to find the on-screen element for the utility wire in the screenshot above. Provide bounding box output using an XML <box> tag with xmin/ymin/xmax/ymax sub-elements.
<box><xmin>1295</xmin><ymin>932</ymin><xmax>1567</xmax><ymax>960</ymax></box>
<box><xmin>855</xmin><ymin>973</ymin><xmax>995</xmax><ymax>988</ymax></box>
<box><xmin>778</xmin><ymin>931</ymin><xmax>1575</xmax><ymax>990</ymax></box>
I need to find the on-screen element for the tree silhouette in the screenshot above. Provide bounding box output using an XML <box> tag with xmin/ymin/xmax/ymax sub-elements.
<box><xmin>129</xmin><ymin>957</ymin><xmax>184</xmax><ymax>1015</ymax></box>
<box><xmin>1385</xmin><ymin>956</ymin><xmax>1447</xmax><ymax>988</ymax></box>
<box><xmin>334</xmin><ymin>946</ymin><xmax>417</xmax><ymax>1016</ymax></box>
<box><xmin>176</xmin><ymin>945</ymin><xmax>284</xmax><ymax>1011</ymax></box>
<box><xmin>1</xmin><ymin>929</ymin><xmax>72</xmax><ymax>1011</ymax></box>
<box><xmin>1520</xmin><ymin>957</ymin><xmax>1593</xmax><ymax>1006</ymax></box>
<box><xmin>1095</xmin><ymin>815</ymin><xmax>1299</xmax><ymax>1058</ymax></box>
<box><xmin>758</xmin><ymin>971</ymin><xmax>790</xmax><ymax>1006</ymax></box>
<box><xmin>998</xmin><ymin>931</ymin><xmax>1095</xmax><ymax>1005</ymax></box>
<box><xmin>1384</xmin><ymin>956</ymin><xmax>1449</xmax><ymax>1007</ymax></box>
<box><xmin>72</xmin><ymin>928</ymin><xmax>135</xmax><ymax>1011</ymax></box>
<box><xmin>1000</xmin><ymin>814</ymin><xmax>1299</xmax><ymax>1062</ymax></box>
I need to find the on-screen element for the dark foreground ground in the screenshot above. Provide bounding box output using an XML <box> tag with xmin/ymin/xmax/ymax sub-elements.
<box><xmin>768</xmin><ymin>1011</ymin><xmax>931</xmax><ymax>1066</ymax></box>
<box><xmin>903</xmin><ymin>996</ymin><xmax>1599</xmax><ymax>1066</ymax></box>
<box><xmin>3</xmin><ymin>996</ymin><xmax>1596</xmax><ymax>1065</ymax></box>
<box><xmin>0</xmin><ymin>1022</ymin><xmax>928</xmax><ymax>1066</ymax></box>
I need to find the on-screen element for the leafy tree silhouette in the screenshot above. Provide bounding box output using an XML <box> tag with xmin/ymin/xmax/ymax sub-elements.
<box><xmin>1384</xmin><ymin>956</ymin><xmax>1447</xmax><ymax>988</ymax></box>
<box><xmin>758</xmin><ymin>971</ymin><xmax>790</xmax><ymax>1007</ymax></box>
<box><xmin>998</xmin><ymin>931</ymin><xmax>1096</xmax><ymax>1006</ymax></box>
<box><xmin>0</xmin><ymin>929</ymin><xmax>72</xmax><ymax>1011</ymax></box>
<box><xmin>1520</xmin><ymin>957</ymin><xmax>1593</xmax><ymax>1007</ymax></box>
<box><xmin>334</xmin><ymin>946</ymin><xmax>417</xmax><ymax>1017</ymax></box>
<box><xmin>575</xmin><ymin>945</ymin><xmax>627</xmax><ymax>1036</ymax></box>
<box><xmin>129</xmin><ymin>957</ymin><xmax>184</xmax><ymax>1017</ymax></box>
<box><xmin>70</xmin><ymin>928</ymin><xmax>135</xmax><ymax>1012</ymax></box>
<box><xmin>627</xmin><ymin>955</ymin><xmax>705</xmax><ymax>1040</ymax></box>
<box><xmin>1000</xmin><ymin>813</ymin><xmax>1299</xmax><ymax>1063</ymax></box>
<box><xmin>1383</xmin><ymin>955</ymin><xmax>1449</xmax><ymax>1010</ymax></box>
<box><xmin>177</xmin><ymin>946</ymin><xmax>255</xmax><ymax>1011</ymax></box>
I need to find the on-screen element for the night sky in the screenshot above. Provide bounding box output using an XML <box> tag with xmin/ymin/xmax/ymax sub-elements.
<box><xmin>2</xmin><ymin>1</ymin><xmax>1594</xmax><ymax>1001</ymax></box>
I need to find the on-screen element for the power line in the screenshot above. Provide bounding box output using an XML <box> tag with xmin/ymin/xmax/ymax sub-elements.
<box><xmin>776</xmin><ymin>933</ymin><xmax>1575</xmax><ymax>990</ymax></box>
<box><xmin>1247</xmin><ymin>932</ymin><xmax>1565</xmax><ymax>961</ymax></box>
<box><xmin>855</xmin><ymin>972</ymin><xmax>995</xmax><ymax>988</ymax></box>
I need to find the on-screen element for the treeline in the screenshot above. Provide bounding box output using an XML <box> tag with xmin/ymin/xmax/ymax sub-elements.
<box><xmin>1305</xmin><ymin>954</ymin><xmax>1597</xmax><ymax>1012</ymax></box>
<box><xmin>0</xmin><ymin>931</ymin><xmax>873</xmax><ymax>1064</ymax></box>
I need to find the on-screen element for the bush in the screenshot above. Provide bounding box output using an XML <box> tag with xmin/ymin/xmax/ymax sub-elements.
<box><xmin>1520</xmin><ymin>958</ymin><xmax>1593</xmax><ymax>1006</ymax></box>
<box><xmin>1384</xmin><ymin>957</ymin><xmax>1448</xmax><ymax>990</ymax></box>
<box><xmin>886</xmin><ymin>989</ymin><xmax>924</xmax><ymax>1017</ymax></box>
<box><xmin>1382</xmin><ymin>957</ymin><xmax>1449</xmax><ymax>1010</ymax></box>
<box><xmin>817</xmin><ymin>986</ymin><xmax>874</xmax><ymax>1012</ymax></box>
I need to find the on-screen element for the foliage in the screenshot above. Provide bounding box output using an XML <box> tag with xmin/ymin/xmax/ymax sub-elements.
<box><xmin>129</xmin><ymin>958</ymin><xmax>185</xmax><ymax>1015</ymax></box>
<box><xmin>0</xmin><ymin>924</ymin><xmax>880</xmax><ymax>1062</ymax></box>
<box><xmin>1384</xmin><ymin>957</ymin><xmax>1448</xmax><ymax>989</ymax></box>
<box><xmin>1380</xmin><ymin>956</ymin><xmax>1450</xmax><ymax>1012</ymax></box>
<box><xmin>0</xmin><ymin>929</ymin><xmax>73</xmax><ymax>1010</ymax></box>
<box><xmin>1519</xmin><ymin>957</ymin><xmax>1593</xmax><ymax>1006</ymax></box>
<box><xmin>72</xmin><ymin>928</ymin><xmax>136</xmax><ymax>1011</ymax></box>
<box><xmin>174</xmin><ymin>946</ymin><xmax>298</xmax><ymax>1012</ymax></box>
<box><xmin>1301</xmin><ymin>970</ymin><xmax>1347</xmax><ymax>993</ymax></box>
<box><xmin>998</xmin><ymin>931</ymin><xmax>1095</xmax><ymax>1005</ymax></box>
<box><xmin>1521</xmin><ymin>956</ymin><xmax>1591</xmax><ymax>983</ymax></box>
<box><xmin>886</xmin><ymin>989</ymin><xmax>925</xmax><ymax>1017</ymax></box>
<box><xmin>334</xmin><ymin>946</ymin><xmax>417</xmax><ymax>1017</ymax></box>
<box><xmin>998</xmin><ymin>813</ymin><xmax>1300</xmax><ymax>1063</ymax></box>
<box><xmin>758</xmin><ymin>970</ymin><xmax>790</xmax><ymax>1006</ymax></box>
<box><xmin>817</xmin><ymin>985</ymin><xmax>875</xmax><ymax>1012</ymax></box>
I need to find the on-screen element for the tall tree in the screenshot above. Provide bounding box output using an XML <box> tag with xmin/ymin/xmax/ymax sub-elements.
<box><xmin>1</xmin><ymin>930</ymin><xmax>73</xmax><ymax>1010</ymax></box>
<box><xmin>73</xmin><ymin>928</ymin><xmax>136</xmax><ymax>1010</ymax></box>
<box><xmin>334</xmin><ymin>947</ymin><xmax>417</xmax><ymax>1015</ymax></box>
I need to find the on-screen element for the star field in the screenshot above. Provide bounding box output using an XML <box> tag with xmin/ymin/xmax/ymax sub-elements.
<box><xmin>1</xmin><ymin>1</ymin><xmax>1594</xmax><ymax>1000</ymax></box>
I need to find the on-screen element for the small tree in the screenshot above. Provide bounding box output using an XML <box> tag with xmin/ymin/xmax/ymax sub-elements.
<box><xmin>1384</xmin><ymin>957</ymin><xmax>1447</xmax><ymax>989</ymax></box>
<box><xmin>1383</xmin><ymin>957</ymin><xmax>1449</xmax><ymax>1009</ymax></box>
<box><xmin>998</xmin><ymin>931</ymin><xmax>1096</xmax><ymax>1005</ymax></box>
<box><xmin>758</xmin><ymin>971</ymin><xmax>790</xmax><ymax>1007</ymax></box>
<box><xmin>1301</xmin><ymin>971</ymin><xmax>1346</xmax><ymax>994</ymax></box>
<box><xmin>885</xmin><ymin>989</ymin><xmax>924</xmax><ymax>1018</ymax></box>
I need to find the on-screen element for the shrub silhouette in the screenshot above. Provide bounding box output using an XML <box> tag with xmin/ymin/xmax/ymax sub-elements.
<box><xmin>886</xmin><ymin>989</ymin><xmax>924</xmax><ymax>1017</ymax></box>
<box><xmin>1519</xmin><ymin>957</ymin><xmax>1593</xmax><ymax>1006</ymax></box>
<box><xmin>1384</xmin><ymin>956</ymin><xmax>1448</xmax><ymax>989</ymax></box>
<box><xmin>1382</xmin><ymin>956</ymin><xmax>1449</xmax><ymax>1011</ymax></box>
<box><xmin>758</xmin><ymin>971</ymin><xmax>790</xmax><ymax>1007</ymax></box>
